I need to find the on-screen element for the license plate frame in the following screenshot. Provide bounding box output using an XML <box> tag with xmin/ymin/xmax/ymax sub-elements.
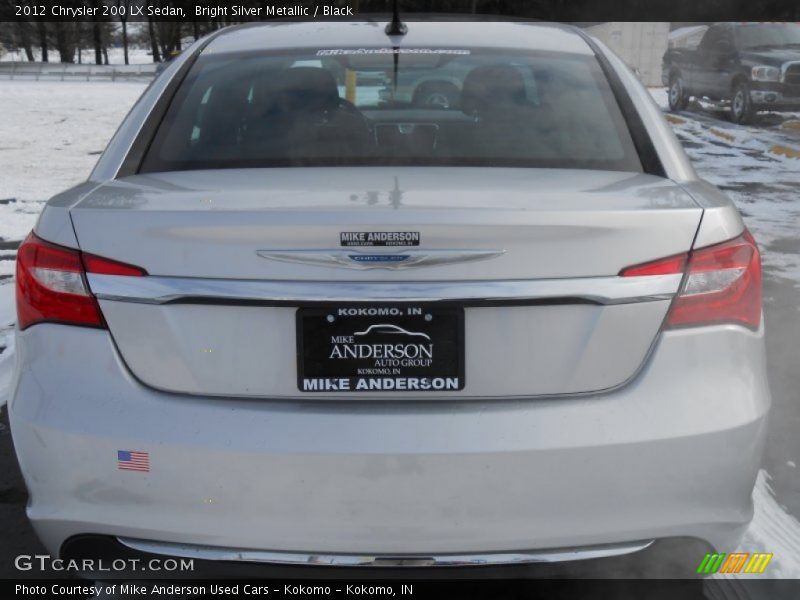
<box><xmin>296</xmin><ymin>304</ymin><xmax>465</xmax><ymax>393</ymax></box>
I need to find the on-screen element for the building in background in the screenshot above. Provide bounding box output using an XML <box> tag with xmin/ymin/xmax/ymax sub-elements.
<box><xmin>584</xmin><ymin>22</ymin><xmax>671</xmax><ymax>87</ymax></box>
<box><xmin>667</xmin><ymin>24</ymin><xmax>709</xmax><ymax>50</ymax></box>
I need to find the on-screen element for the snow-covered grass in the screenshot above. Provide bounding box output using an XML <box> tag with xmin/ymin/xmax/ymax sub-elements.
<box><xmin>1</xmin><ymin>46</ymin><xmax>154</xmax><ymax>65</ymax></box>
<box><xmin>0</xmin><ymin>80</ymin><xmax>147</xmax><ymax>256</ymax></box>
<box><xmin>102</xmin><ymin>46</ymin><xmax>156</xmax><ymax>65</ymax></box>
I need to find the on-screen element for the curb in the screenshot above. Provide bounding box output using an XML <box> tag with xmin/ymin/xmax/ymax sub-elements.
<box><xmin>661</xmin><ymin>111</ymin><xmax>800</xmax><ymax>160</ymax></box>
<box><xmin>769</xmin><ymin>145</ymin><xmax>800</xmax><ymax>159</ymax></box>
<box><xmin>708</xmin><ymin>128</ymin><xmax>736</xmax><ymax>143</ymax></box>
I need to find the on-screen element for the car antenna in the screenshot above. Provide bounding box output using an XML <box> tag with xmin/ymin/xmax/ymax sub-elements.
<box><xmin>385</xmin><ymin>0</ymin><xmax>407</xmax><ymax>36</ymax></box>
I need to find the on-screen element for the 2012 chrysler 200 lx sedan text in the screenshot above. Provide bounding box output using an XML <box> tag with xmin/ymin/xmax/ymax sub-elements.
<box><xmin>10</xmin><ymin>21</ymin><xmax>770</xmax><ymax>571</ymax></box>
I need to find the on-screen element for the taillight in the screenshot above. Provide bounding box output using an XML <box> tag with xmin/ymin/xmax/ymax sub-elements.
<box><xmin>619</xmin><ymin>253</ymin><xmax>687</xmax><ymax>277</ymax></box>
<box><xmin>82</xmin><ymin>253</ymin><xmax>147</xmax><ymax>277</ymax></box>
<box><xmin>620</xmin><ymin>229</ymin><xmax>762</xmax><ymax>331</ymax></box>
<box><xmin>16</xmin><ymin>232</ymin><xmax>146</xmax><ymax>330</ymax></box>
<box><xmin>669</xmin><ymin>230</ymin><xmax>761</xmax><ymax>330</ymax></box>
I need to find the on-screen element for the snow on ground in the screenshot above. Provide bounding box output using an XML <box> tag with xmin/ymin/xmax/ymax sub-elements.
<box><xmin>719</xmin><ymin>470</ymin><xmax>800</xmax><ymax>580</ymax></box>
<box><xmin>100</xmin><ymin>46</ymin><xmax>155</xmax><ymax>65</ymax></box>
<box><xmin>1</xmin><ymin>46</ymin><xmax>154</xmax><ymax>65</ymax></box>
<box><xmin>0</xmin><ymin>80</ymin><xmax>147</xmax><ymax>255</ymax></box>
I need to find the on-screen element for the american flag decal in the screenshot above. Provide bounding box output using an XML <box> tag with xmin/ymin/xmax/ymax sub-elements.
<box><xmin>117</xmin><ymin>450</ymin><xmax>150</xmax><ymax>472</ymax></box>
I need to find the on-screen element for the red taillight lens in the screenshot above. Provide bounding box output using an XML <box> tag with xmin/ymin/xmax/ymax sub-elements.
<box><xmin>16</xmin><ymin>232</ymin><xmax>146</xmax><ymax>330</ymax></box>
<box><xmin>16</xmin><ymin>233</ymin><xmax>103</xmax><ymax>330</ymax></box>
<box><xmin>82</xmin><ymin>253</ymin><xmax>147</xmax><ymax>277</ymax></box>
<box><xmin>620</xmin><ymin>229</ymin><xmax>762</xmax><ymax>331</ymax></box>
<box><xmin>619</xmin><ymin>253</ymin><xmax>688</xmax><ymax>277</ymax></box>
<box><xmin>668</xmin><ymin>230</ymin><xmax>762</xmax><ymax>330</ymax></box>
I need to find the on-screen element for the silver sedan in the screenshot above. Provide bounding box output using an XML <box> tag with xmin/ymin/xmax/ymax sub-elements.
<box><xmin>9</xmin><ymin>20</ymin><xmax>769</xmax><ymax>572</ymax></box>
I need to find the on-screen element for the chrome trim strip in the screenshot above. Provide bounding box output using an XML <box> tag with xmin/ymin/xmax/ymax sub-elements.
<box><xmin>117</xmin><ymin>537</ymin><xmax>654</xmax><ymax>567</ymax></box>
<box><xmin>87</xmin><ymin>273</ymin><xmax>683</xmax><ymax>306</ymax></box>
<box><xmin>256</xmin><ymin>249</ymin><xmax>506</xmax><ymax>270</ymax></box>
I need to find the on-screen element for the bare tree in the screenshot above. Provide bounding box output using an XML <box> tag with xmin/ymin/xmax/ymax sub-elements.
<box><xmin>15</xmin><ymin>21</ymin><xmax>35</xmax><ymax>61</ymax></box>
<box><xmin>147</xmin><ymin>17</ymin><xmax>161</xmax><ymax>62</ymax></box>
<box><xmin>53</xmin><ymin>22</ymin><xmax>76</xmax><ymax>63</ymax></box>
<box><xmin>75</xmin><ymin>21</ymin><xmax>82</xmax><ymax>64</ymax></box>
<box><xmin>37</xmin><ymin>21</ymin><xmax>48</xmax><ymax>62</ymax></box>
<box><xmin>156</xmin><ymin>20</ymin><xmax>182</xmax><ymax>59</ymax></box>
<box><xmin>117</xmin><ymin>0</ymin><xmax>131</xmax><ymax>64</ymax></box>
<box><xmin>99</xmin><ymin>21</ymin><xmax>114</xmax><ymax>64</ymax></box>
<box><xmin>90</xmin><ymin>0</ymin><xmax>103</xmax><ymax>65</ymax></box>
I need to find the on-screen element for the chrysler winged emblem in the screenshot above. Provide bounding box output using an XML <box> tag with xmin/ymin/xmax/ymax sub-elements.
<box><xmin>255</xmin><ymin>249</ymin><xmax>505</xmax><ymax>270</ymax></box>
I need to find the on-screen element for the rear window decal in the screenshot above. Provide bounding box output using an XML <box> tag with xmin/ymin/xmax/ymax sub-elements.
<box><xmin>317</xmin><ymin>48</ymin><xmax>471</xmax><ymax>56</ymax></box>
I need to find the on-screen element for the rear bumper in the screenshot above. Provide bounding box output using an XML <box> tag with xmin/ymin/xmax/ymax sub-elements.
<box><xmin>117</xmin><ymin>536</ymin><xmax>655</xmax><ymax>568</ymax></box>
<box><xmin>9</xmin><ymin>322</ymin><xmax>769</xmax><ymax>561</ymax></box>
<box><xmin>59</xmin><ymin>535</ymin><xmax>712</xmax><ymax>578</ymax></box>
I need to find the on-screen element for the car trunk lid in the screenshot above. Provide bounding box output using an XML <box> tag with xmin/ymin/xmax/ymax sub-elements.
<box><xmin>70</xmin><ymin>167</ymin><xmax>702</xmax><ymax>398</ymax></box>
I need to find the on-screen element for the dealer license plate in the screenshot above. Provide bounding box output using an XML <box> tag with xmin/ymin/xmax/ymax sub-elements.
<box><xmin>297</xmin><ymin>305</ymin><xmax>464</xmax><ymax>393</ymax></box>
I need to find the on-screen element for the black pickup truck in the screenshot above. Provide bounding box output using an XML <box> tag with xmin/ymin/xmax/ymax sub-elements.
<box><xmin>662</xmin><ymin>22</ymin><xmax>800</xmax><ymax>123</ymax></box>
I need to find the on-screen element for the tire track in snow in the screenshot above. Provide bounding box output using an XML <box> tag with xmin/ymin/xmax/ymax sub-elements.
<box><xmin>715</xmin><ymin>470</ymin><xmax>800</xmax><ymax>581</ymax></box>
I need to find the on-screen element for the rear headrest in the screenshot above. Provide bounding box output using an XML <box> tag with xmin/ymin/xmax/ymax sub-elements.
<box><xmin>276</xmin><ymin>67</ymin><xmax>340</xmax><ymax>112</ymax></box>
<box><xmin>461</xmin><ymin>64</ymin><xmax>526</xmax><ymax>116</ymax></box>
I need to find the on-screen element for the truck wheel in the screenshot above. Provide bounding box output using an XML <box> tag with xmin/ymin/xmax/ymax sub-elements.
<box><xmin>668</xmin><ymin>75</ymin><xmax>689</xmax><ymax>111</ymax></box>
<box><xmin>731</xmin><ymin>82</ymin><xmax>755</xmax><ymax>124</ymax></box>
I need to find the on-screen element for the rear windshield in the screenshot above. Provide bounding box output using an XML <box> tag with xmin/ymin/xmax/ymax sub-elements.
<box><xmin>139</xmin><ymin>47</ymin><xmax>643</xmax><ymax>173</ymax></box>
